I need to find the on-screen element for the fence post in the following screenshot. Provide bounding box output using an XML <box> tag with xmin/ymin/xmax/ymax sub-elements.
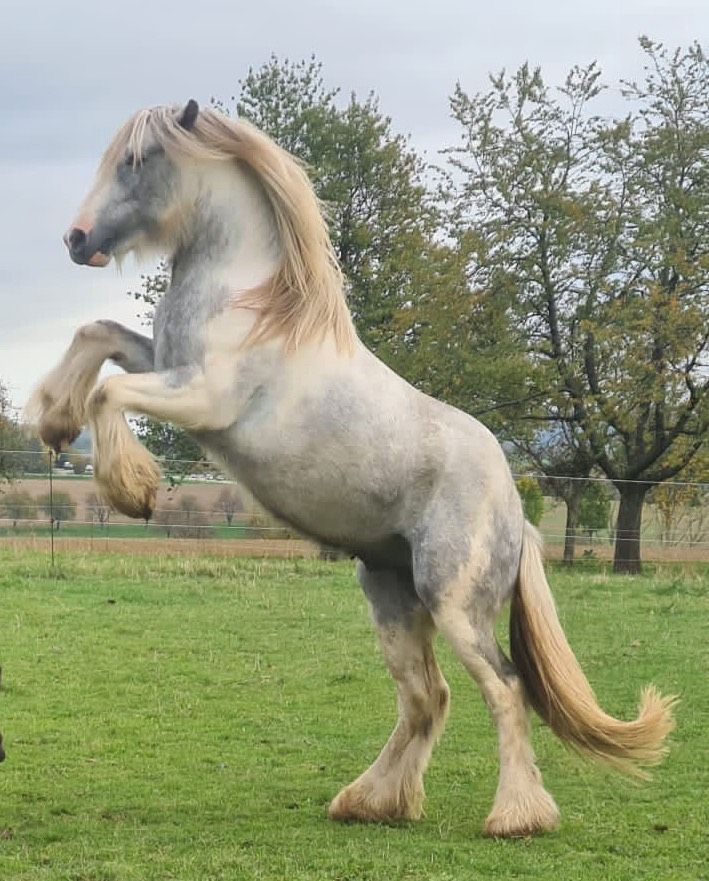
<box><xmin>48</xmin><ymin>449</ymin><xmax>55</xmax><ymax>568</ymax></box>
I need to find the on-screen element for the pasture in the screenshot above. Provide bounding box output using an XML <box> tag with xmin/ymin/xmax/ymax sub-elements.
<box><xmin>0</xmin><ymin>548</ymin><xmax>706</xmax><ymax>880</ymax></box>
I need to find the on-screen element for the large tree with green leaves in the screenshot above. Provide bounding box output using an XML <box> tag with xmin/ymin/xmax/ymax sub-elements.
<box><xmin>389</xmin><ymin>234</ymin><xmax>536</xmax><ymax>436</ymax></box>
<box><xmin>232</xmin><ymin>57</ymin><xmax>530</xmax><ymax>432</ymax></box>
<box><xmin>227</xmin><ymin>55</ymin><xmax>442</xmax><ymax>351</ymax></box>
<box><xmin>447</xmin><ymin>39</ymin><xmax>709</xmax><ymax>572</ymax></box>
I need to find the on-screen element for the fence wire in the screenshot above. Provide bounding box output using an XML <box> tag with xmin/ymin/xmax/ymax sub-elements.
<box><xmin>1</xmin><ymin>450</ymin><xmax>707</xmax><ymax>564</ymax></box>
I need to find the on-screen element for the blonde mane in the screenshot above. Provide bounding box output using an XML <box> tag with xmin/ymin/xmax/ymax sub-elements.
<box><xmin>100</xmin><ymin>106</ymin><xmax>357</xmax><ymax>355</ymax></box>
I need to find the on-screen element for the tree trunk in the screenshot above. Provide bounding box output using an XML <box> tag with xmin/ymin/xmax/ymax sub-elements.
<box><xmin>562</xmin><ymin>482</ymin><xmax>584</xmax><ymax>566</ymax></box>
<box><xmin>613</xmin><ymin>483</ymin><xmax>649</xmax><ymax>574</ymax></box>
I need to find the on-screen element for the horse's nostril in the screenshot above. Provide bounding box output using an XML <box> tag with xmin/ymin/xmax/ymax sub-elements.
<box><xmin>67</xmin><ymin>228</ymin><xmax>87</xmax><ymax>251</ymax></box>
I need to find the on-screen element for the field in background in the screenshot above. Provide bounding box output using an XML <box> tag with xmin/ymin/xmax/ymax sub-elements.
<box><xmin>0</xmin><ymin>549</ymin><xmax>706</xmax><ymax>881</ymax></box>
<box><xmin>1</xmin><ymin>473</ymin><xmax>707</xmax><ymax>565</ymax></box>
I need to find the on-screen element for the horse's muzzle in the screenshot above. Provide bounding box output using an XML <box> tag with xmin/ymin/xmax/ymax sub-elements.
<box><xmin>64</xmin><ymin>227</ymin><xmax>111</xmax><ymax>267</ymax></box>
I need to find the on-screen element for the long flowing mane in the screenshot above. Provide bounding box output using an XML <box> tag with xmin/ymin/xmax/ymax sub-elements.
<box><xmin>101</xmin><ymin>106</ymin><xmax>357</xmax><ymax>354</ymax></box>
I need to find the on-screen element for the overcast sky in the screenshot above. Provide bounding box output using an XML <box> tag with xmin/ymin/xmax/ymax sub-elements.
<box><xmin>1</xmin><ymin>0</ymin><xmax>706</xmax><ymax>411</ymax></box>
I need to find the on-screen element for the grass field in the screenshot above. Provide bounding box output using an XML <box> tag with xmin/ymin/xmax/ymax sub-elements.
<box><xmin>0</xmin><ymin>549</ymin><xmax>706</xmax><ymax>881</ymax></box>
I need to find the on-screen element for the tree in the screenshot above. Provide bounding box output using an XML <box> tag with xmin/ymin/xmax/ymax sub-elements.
<box><xmin>516</xmin><ymin>430</ymin><xmax>594</xmax><ymax>565</ymax></box>
<box><xmin>0</xmin><ymin>490</ymin><xmax>35</xmax><ymax>529</ymax></box>
<box><xmin>234</xmin><ymin>59</ymin><xmax>531</xmax><ymax>448</ymax></box>
<box><xmin>221</xmin><ymin>54</ymin><xmax>339</xmax><ymax>157</ymax></box>
<box><xmin>132</xmin><ymin>417</ymin><xmax>205</xmax><ymax>484</ymax></box>
<box><xmin>13</xmin><ymin>437</ymin><xmax>48</xmax><ymax>475</ymax></box>
<box><xmin>577</xmin><ymin>481</ymin><xmax>611</xmax><ymax>545</ymax></box>
<box><xmin>516</xmin><ymin>476</ymin><xmax>545</xmax><ymax>526</ymax></box>
<box><xmin>216</xmin><ymin>487</ymin><xmax>243</xmax><ymax>526</ymax></box>
<box><xmin>447</xmin><ymin>40</ymin><xmax>709</xmax><ymax>573</ymax></box>
<box><xmin>649</xmin><ymin>446</ymin><xmax>708</xmax><ymax>544</ymax></box>
<box><xmin>228</xmin><ymin>55</ymin><xmax>443</xmax><ymax>352</ymax></box>
<box><xmin>0</xmin><ymin>381</ymin><xmax>24</xmax><ymax>483</ymax></box>
<box><xmin>71</xmin><ymin>454</ymin><xmax>91</xmax><ymax>475</ymax></box>
<box><xmin>389</xmin><ymin>236</ymin><xmax>534</xmax><ymax>436</ymax></box>
<box><xmin>128</xmin><ymin>259</ymin><xmax>170</xmax><ymax>325</ymax></box>
<box><xmin>37</xmin><ymin>491</ymin><xmax>77</xmax><ymax>530</ymax></box>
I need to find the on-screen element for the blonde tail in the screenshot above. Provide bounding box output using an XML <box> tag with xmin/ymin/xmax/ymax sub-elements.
<box><xmin>510</xmin><ymin>522</ymin><xmax>677</xmax><ymax>777</ymax></box>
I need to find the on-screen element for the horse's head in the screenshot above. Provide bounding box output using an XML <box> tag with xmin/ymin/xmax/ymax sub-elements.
<box><xmin>64</xmin><ymin>100</ymin><xmax>200</xmax><ymax>267</ymax></box>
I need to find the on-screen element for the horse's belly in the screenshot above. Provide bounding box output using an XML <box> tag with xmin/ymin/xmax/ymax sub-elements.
<box><xmin>198</xmin><ymin>422</ymin><xmax>410</xmax><ymax>547</ymax></box>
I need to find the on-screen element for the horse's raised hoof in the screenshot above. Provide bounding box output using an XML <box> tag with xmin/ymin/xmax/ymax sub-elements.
<box><xmin>95</xmin><ymin>447</ymin><xmax>161</xmax><ymax>520</ymax></box>
<box><xmin>38</xmin><ymin>406</ymin><xmax>82</xmax><ymax>453</ymax></box>
<box><xmin>103</xmin><ymin>482</ymin><xmax>158</xmax><ymax>521</ymax></box>
<box><xmin>483</xmin><ymin>785</ymin><xmax>560</xmax><ymax>838</ymax></box>
<box><xmin>328</xmin><ymin>779</ymin><xmax>423</xmax><ymax>824</ymax></box>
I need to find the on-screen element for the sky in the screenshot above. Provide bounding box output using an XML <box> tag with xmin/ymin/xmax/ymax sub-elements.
<box><xmin>0</xmin><ymin>0</ymin><xmax>706</xmax><ymax>412</ymax></box>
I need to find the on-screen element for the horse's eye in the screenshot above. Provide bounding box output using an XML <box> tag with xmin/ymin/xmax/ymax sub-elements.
<box><xmin>124</xmin><ymin>153</ymin><xmax>135</xmax><ymax>168</ymax></box>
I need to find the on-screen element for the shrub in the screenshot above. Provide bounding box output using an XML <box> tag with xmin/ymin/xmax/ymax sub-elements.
<box><xmin>0</xmin><ymin>489</ymin><xmax>36</xmax><ymax>528</ymax></box>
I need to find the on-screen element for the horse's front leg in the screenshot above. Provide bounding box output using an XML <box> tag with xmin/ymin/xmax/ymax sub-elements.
<box><xmin>86</xmin><ymin>369</ymin><xmax>232</xmax><ymax>519</ymax></box>
<box><xmin>27</xmin><ymin>321</ymin><xmax>154</xmax><ymax>452</ymax></box>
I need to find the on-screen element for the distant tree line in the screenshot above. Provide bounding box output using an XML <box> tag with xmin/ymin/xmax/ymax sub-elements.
<box><xmin>0</xmin><ymin>483</ymin><xmax>251</xmax><ymax>538</ymax></box>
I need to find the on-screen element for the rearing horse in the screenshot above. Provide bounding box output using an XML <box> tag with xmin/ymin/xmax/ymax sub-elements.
<box><xmin>29</xmin><ymin>101</ymin><xmax>675</xmax><ymax>838</ymax></box>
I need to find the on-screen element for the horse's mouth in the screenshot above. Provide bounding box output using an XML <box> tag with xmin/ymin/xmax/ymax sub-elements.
<box><xmin>69</xmin><ymin>249</ymin><xmax>111</xmax><ymax>267</ymax></box>
<box><xmin>87</xmin><ymin>251</ymin><xmax>112</xmax><ymax>267</ymax></box>
<box><xmin>82</xmin><ymin>237</ymin><xmax>115</xmax><ymax>267</ymax></box>
<box><xmin>66</xmin><ymin>229</ymin><xmax>114</xmax><ymax>267</ymax></box>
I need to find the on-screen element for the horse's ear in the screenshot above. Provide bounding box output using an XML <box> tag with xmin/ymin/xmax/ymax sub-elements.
<box><xmin>178</xmin><ymin>99</ymin><xmax>199</xmax><ymax>131</ymax></box>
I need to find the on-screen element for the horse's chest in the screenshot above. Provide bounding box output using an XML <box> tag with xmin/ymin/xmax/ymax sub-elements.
<box><xmin>153</xmin><ymin>278</ymin><xmax>229</xmax><ymax>371</ymax></box>
<box><xmin>154</xmin><ymin>316</ymin><xmax>203</xmax><ymax>370</ymax></box>
<box><xmin>153</xmin><ymin>295</ymin><xmax>207</xmax><ymax>370</ymax></box>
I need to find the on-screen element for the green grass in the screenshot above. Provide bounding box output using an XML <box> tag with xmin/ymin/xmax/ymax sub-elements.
<box><xmin>0</xmin><ymin>550</ymin><xmax>706</xmax><ymax>881</ymax></box>
<box><xmin>0</xmin><ymin>524</ymin><xmax>268</xmax><ymax>540</ymax></box>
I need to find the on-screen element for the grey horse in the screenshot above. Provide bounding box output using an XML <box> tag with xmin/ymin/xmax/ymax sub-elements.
<box><xmin>29</xmin><ymin>100</ymin><xmax>675</xmax><ymax>837</ymax></box>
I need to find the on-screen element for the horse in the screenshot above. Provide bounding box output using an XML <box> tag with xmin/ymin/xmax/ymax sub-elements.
<box><xmin>28</xmin><ymin>100</ymin><xmax>676</xmax><ymax>838</ymax></box>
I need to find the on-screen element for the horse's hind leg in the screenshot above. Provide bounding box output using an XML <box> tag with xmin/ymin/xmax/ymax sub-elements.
<box><xmin>415</xmin><ymin>535</ymin><xmax>560</xmax><ymax>838</ymax></box>
<box><xmin>329</xmin><ymin>562</ymin><xmax>450</xmax><ymax>823</ymax></box>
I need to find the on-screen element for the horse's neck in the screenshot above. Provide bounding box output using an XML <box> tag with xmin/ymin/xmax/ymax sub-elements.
<box><xmin>168</xmin><ymin>163</ymin><xmax>280</xmax><ymax>302</ymax></box>
<box><xmin>153</xmin><ymin>166</ymin><xmax>280</xmax><ymax>366</ymax></box>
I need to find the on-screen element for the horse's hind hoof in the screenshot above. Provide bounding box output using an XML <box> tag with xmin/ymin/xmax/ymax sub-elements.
<box><xmin>483</xmin><ymin>784</ymin><xmax>560</xmax><ymax>838</ymax></box>
<box><xmin>328</xmin><ymin>779</ymin><xmax>423</xmax><ymax>823</ymax></box>
<box><xmin>0</xmin><ymin>734</ymin><xmax>6</xmax><ymax>763</ymax></box>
